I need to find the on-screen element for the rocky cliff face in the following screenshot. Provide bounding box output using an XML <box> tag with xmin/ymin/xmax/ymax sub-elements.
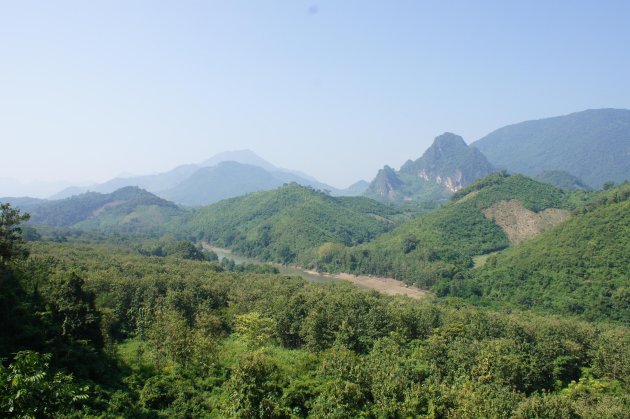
<box><xmin>365</xmin><ymin>166</ymin><xmax>404</xmax><ymax>199</ymax></box>
<box><xmin>400</xmin><ymin>133</ymin><xmax>496</xmax><ymax>192</ymax></box>
<box><xmin>365</xmin><ymin>133</ymin><xmax>496</xmax><ymax>204</ymax></box>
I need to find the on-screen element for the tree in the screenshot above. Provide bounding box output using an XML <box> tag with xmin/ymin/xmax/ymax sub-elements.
<box><xmin>0</xmin><ymin>203</ymin><xmax>30</xmax><ymax>264</ymax></box>
<box><xmin>402</xmin><ymin>234</ymin><xmax>418</xmax><ymax>253</ymax></box>
<box><xmin>0</xmin><ymin>351</ymin><xmax>88</xmax><ymax>417</ymax></box>
<box><xmin>234</xmin><ymin>312</ymin><xmax>277</xmax><ymax>349</ymax></box>
<box><xmin>48</xmin><ymin>273</ymin><xmax>102</xmax><ymax>347</ymax></box>
<box><xmin>221</xmin><ymin>351</ymin><xmax>285</xmax><ymax>418</ymax></box>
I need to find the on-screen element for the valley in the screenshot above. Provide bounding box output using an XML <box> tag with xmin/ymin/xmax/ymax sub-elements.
<box><xmin>3</xmin><ymin>2</ymin><xmax>630</xmax><ymax>416</ymax></box>
<box><xmin>206</xmin><ymin>244</ymin><xmax>432</xmax><ymax>299</ymax></box>
<box><xmin>2</xmin><ymin>109</ymin><xmax>629</xmax><ymax>418</ymax></box>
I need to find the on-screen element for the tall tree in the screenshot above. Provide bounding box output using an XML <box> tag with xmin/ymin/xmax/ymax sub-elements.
<box><xmin>0</xmin><ymin>203</ymin><xmax>30</xmax><ymax>264</ymax></box>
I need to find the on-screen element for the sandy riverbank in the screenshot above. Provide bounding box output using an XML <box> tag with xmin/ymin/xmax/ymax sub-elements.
<box><xmin>203</xmin><ymin>243</ymin><xmax>431</xmax><ymax>300</ymax></box>
<box><xmin>303</xmin><ymin>270</ymin><xmax>431</xmax><ymax>300</ymax></box>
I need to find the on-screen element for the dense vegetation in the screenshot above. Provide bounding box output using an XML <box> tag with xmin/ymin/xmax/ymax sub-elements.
<box><xmin>446</xmin><ymin>182</ymin><xmax>630</xmax><ymax>322</ymax></box>
<box><xmin>317</xmin><ymin>174</ymin><xmax>566</xmax><ymax>286</ymax></box>
<box><xmin>1</xmin><ymin>225</ymin><xmax>628</xmax><ymax>417</ymax></box>
<box><xmin>174</xmin><ymin>183</ymin><xmax>403</xmax><ymax>264</ymax></box>
<box><xmin>473</xmin><ymin>108</ymin><xmax>630</xmax><ymax>188</ymax></box>
<box><xmin>12</xmin><ymin>174</ymin><xmax>628</xmax><ymax>326</ymax></box>
<box><xmin>26</xmin><ymin>186</ymin><xmax>182</xmax><ymax>234</ymax></box>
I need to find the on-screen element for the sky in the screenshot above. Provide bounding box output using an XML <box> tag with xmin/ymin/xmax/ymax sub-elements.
<box><xmin>1</xmin><ymin>1</ymin><xmax>630</xmax><ymax>196</ymax></box>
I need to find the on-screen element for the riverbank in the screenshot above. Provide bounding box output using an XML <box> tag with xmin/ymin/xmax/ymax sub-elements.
<box><xmin>309</xmin><ymin>271</ymin><xmax>431</xmax><ymax>299</ymax></box>
<box><xmin>203</xmin><ymin>243</ymin><xmax>432</xmax><ymax>300</ymax></box>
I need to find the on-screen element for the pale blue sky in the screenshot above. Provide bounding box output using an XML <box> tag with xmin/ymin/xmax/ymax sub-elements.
<box><xmin>1</xmin><ymin>1</ymin><xmax>629</xmax><ymax>196</ymax></box>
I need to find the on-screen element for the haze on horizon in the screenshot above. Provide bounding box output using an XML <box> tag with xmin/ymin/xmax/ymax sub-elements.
<box><xmin>2</xmin><ymin>1</ymin><xmax>630</xmax><ymax>197</ymax></box>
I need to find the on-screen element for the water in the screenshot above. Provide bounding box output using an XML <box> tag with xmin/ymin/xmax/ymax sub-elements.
<box><xmin>210</xmin><ymin>247</ymin><xmax>333</xmax><ymax>283</ymax></box>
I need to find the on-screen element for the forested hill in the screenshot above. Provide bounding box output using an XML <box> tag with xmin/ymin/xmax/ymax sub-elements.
<box><xmin>1</xmin><ymin>180</ymin><xmax>628</xmax><ymax>417</ymax></box>
<box><xmin>25</xmin><ymin>186</ymin><xmax>183</xmax><ymax>233</ymax></box>
<box><xmin>317</xmin><ymin>173</ymin><xmax>569</xmax><ymax>286</ymax></box>
<box><xmin>173</xmin><ymin>183</ymin><xmax>402</xmax><ymax>264</ymax></box>
<box><xmin>2</xmin><ymin>236</ymin><xmax>627</xmax><ymax>417</ymax></box>
<box><xmin>450</xmin><ymin>182</ymin><xmax>630</xmax><ymax>322</ymax></box>
<box><xmin>472</xmin><ymin>108</ymin><xmax>630</xmax><ymax>188</ymax></box>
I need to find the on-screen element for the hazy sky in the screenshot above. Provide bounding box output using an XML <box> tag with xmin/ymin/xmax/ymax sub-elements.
<box><xmin>2</xmin><ymin>1</ymin><xmax>630</xmax><ymax>196</ymax></box>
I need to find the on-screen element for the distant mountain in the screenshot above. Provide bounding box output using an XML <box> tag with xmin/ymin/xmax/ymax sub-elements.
<box><xmin>365</xmin><ymin>133</ymin><xmax>496</xmax><ymax>204</ymax></box>
<box><xmin>0</xmin><ymin>196</ymin><xmax>49</xmax><ymax>213</ymax></box>
<box><xmin>173</xmin><ymin>183</ymin><xmax>402</xmax><ymax>264</ymax></box>
<box><xmin>365</xmin><ymin>166</ymin><xmax>405</xmax><ymax>201</ymax></box>
<box><xmin>201</xmin><ymin>149</ymin><xmax>278</xmax><ymax>172</ymax></box>
<box><xmin>49</xmin><ymin>149</ymin><xmax>359</xmax><ymax>206</ymax></box>
<box><xmin>534</xmin><ymin>170</ymin><xmax>591</xmax><ymax>191</ymax></box>
<box><xmin>92</xmin><ymin>164</ymin><xmax>201</xmax><ymax>194</ymax></box>
<box><xmin>161</xmin><ymin>162</ymin><xmax>286</xmax><ymax>207</ymax></box>
<box><xmin>26</xmin><ymin>186</ymin><xmax>182</xmax><ymax>233</ymax></box>
<box><xmin>48</xmin><ymin>186</ymin><xmax>89</xmax><ymax>200</ymax></box>
<box><xmin>472</xmin><ymin>108</ymin><xmax>630</xmax><ymax>188</ymax></box>
<box><xmin>339</xmin><ymin>180</ymin><xmax>370</xmax><ymax>196</ymax></box>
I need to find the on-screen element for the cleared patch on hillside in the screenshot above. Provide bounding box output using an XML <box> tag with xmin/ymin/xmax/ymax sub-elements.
<box><xmin>483</xmin><ymin>199</ymin><xmax>570</xmax><ymax>244</ymax></box>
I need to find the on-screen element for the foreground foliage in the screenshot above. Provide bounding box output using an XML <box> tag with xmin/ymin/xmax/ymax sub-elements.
<box><xmin>1</xmin><ymin>232</ymin><xmax>627</xmax><ymax>417</ymax></box>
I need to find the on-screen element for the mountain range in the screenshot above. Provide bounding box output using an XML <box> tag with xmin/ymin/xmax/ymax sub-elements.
<box><xmin>365</xmin><ymin>133</ymin><xmax>497</xmax><ymax>204</ymax></box>
<box><xmin>49</xmin><ymin>150</ymin><xmax>369</xmax><ymax>206</ymax></box>
<box><xmin>472</xmin><ymin>108</ymin><xmax>630</xmax><ymax>188</ymax></box>
<box><xmin>6</xmin><ymin>108</ymin><xmax>630</xmax><ymax>210</ymax></box>
<box><xmin>362</xmin><ymin>108</ymin><xmax>629</xmax><ymax>204</ymax></box>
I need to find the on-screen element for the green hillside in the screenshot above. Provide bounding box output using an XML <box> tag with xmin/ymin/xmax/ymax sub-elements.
<box><xmin>174</xmin><ymin>183</ymin><xmax>402</xmax><ymax>264</ymax></box>
<box><xmin>473</xmin><ymin>108</ymin><xmax>630</xmax><ymax>188</ymax></box>
<box><xmin>450</xmin><ymin>182</ymin><xmax>630</xmax><ymax>322</ymax></box>
<box><xmin>26</xmin><ymin>186</ymin><xmax>182</xmax><ymax>233</ymax></box>
<box><xmin>318</xmin><ymin>173</ymin><xmax>568</xmax><ymax>286</ymax></box>
<box><xmin>0</xmin><ymin>230</ymin><xmax>626</xmax><ymax>417</ymax></box>
<box><xmin>534</xmin><ymin>170</ymin><xmax>591</xmax><ymax>191</ymax></box>
<box><xmin>1</xmin><ymin>185</ymin><xmax>628</xmax><ymax>417</ymax></box>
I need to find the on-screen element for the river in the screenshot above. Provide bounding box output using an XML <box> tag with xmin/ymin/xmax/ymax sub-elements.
<box><xmin>204</xmin><ymin>244</ymin><xmax>431</xmax><ymax>300</ymax></box>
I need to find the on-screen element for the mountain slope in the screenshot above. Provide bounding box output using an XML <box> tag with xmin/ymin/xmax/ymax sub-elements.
<box><xmin>201</xmin><ymin>149</ymin><xmax>278</xmax><ymax>172</ymax></box>
<box><xmin>319</xmin><ymin>173</ymin><xmax>568</xmax><ymax>286</ymax></box>
<box><xmin>26</xmin><ymin>186</ymin><xmax>182</xmax><ymax>233</ymax></box>
<box><xmin>338</xmin><ymin>180</ymin><xmax>370</xmax><ymax>196</ymax></box>
<box><xmin>400</xmin><ymin>132</ymin><xmax>496</xmax><ymax>191</ymax></box>
<box><xmin>173</xmin><ymin>183</ymin><xmax>402</xmax><ymax>264</ymax></box>
<box><xmin>457</xmin><ymin>182</ymin><xmax>630</xmax><ymax>322</ymax></box>
<box><xmin>93</xmin><ymin>164</ymin><xmax>200</xmax><ymax>194</ymax></box>
<box><xmin>365</xmin><ymin>133</ymin><xmax>496</xmax><ymax>204</ymax></box>
<box><xmin>0</xmin><ymin>196</ymin><xmax>49</xmax><ymax>213</ymax></box>
<box><xmin>160</xmin><ymin>162</ymin><xmax>285</xmax><ymax>206</ymax></box>
<box><xmin>534</xmin><ymin>170</ymin><xmax>591</xmax><ymax>191</ymax></box>
<box><xmin>473</xmin><ymin>108</ymin><xmax>630</xmax><ymax>188</ymax></box>
<box><xmin>48</xmin><ymin>186</ymin><xmax>90</xmax><ymax>200</ymax></box>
